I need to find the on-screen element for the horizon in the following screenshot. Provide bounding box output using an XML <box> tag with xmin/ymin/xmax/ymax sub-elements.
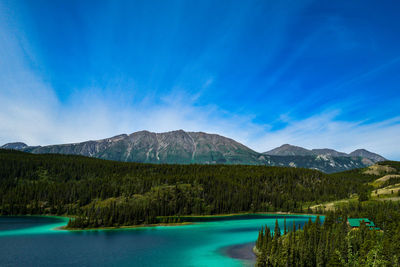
<box><xmin>0</xmin><ymin>129</ymin><xmax>386</xmax><ymax>158</ymax></box>
<box><xmin>1</xmin><ymin>0</ymin><xmax>399</xmax><ymax>159</ymax></box>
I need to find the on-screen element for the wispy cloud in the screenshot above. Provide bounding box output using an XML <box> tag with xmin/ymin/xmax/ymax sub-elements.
<box><xmin>0</xmin><ymin>17</ymin><xmax>399</xmax><ymax>159</ymax></box>
<box><xmin>1</xmin><ymin>55</ymin><xmax>399</xmax><ymax>160</ymax></box>
<box><xmin>1</xmin><ymin>68</ymin><xmax>400</xmax><ymax>160</ymax></box>
<box><xmin>249</xmin><ymin>112</ymin><xmax>400</xmax><ymax>159</ymax></box>
<box><xmin>1</xmin><ymin>1</ymin><xmax>399</xmax><ymax>160</ymax></box>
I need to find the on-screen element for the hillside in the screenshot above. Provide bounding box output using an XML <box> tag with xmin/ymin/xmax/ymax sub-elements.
<box><xmin>1</xmin><ymin>130</ymin><xmax>386</xmax><ymax>173</ymax></box>
<box><xmin>310</xmin><ymin>161</ymin><xmax>400</xmax><ymax>211</ymax></box>
<box><xmin>259</xmin><ymin>162</ymin><xmax>400</xmax><ymax>266</ymax></box>
<box><xmin>0</xmin><ymin>149</ymin><xmax>378</xmax><ymax>228</ymax></box>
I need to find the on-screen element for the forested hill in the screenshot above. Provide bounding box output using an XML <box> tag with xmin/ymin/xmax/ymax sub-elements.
<box><xmin>255</xmin><ymin>201</ymin><xmax>400</xmax><ymax>266</ymax></box>
<box><xmin>0</xmin><ymin>149</ymin><xmax>378</xmax><ymax>228</ymax></box>
<box><xmin>254</xmin><ymin>161</ymin><xmax>400</xmax><ymax>266</ymax></box>
<box><xmin>1</xmin><ymin>130</ymin><xmax>386</xmax><ymax>173</ymax></box>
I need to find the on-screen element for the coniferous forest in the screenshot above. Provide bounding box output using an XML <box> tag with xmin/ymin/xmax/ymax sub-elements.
<box><xmin>0</xmin><ymin>149</ymin><xmax>376</xmax><ymax>228</ymax></box>
<box><xmin>255</xmin><ymin>201</ymin><xmax>400</xmax><ymax>266</ymax></box>
<box><xmin>2</xmin><ymin>149</ymin><xmax>400</xmax><ymax>266</ymax></box>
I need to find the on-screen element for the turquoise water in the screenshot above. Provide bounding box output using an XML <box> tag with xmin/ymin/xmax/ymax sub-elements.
<box><xmin>0</xmin><ymin>214</ymin><xmax>318</xmax><ymax>266</ymax></box>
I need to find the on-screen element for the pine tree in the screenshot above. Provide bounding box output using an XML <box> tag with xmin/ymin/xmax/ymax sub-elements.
<box><xmin>274</xmin><ymin>219</ymin><xmax>281</xmax><ymax>239</ymax></box>
<box><xmin>284</xmin><ymin>217</ymin><xmax>287</xmax><ymax>235</ymax></box>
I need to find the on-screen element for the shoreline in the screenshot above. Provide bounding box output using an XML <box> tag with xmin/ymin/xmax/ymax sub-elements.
<box><xmin>154</xmin><ymin>211</ymin><xmax>322</xmax><ymax>219</ymax></box>
<box><xmin>60</xmin><ymin>212</ymin><xmax>322</xmax><ymax>231</ymax></box>
<box><xmin>58</xmin><ymin>221</ymin><xmax>194</xmax><ymax>231</ymax></box>
<box><xmin>1</xmin><ymin>211</ymin><xmax>322</xmax><ymax>231</ymax></box>
<box><xmin>221</xmin><ymin>242</ymin><xmax>257</xmax><ymax>261</ymax></box>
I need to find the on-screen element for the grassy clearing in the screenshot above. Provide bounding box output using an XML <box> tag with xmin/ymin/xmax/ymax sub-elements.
<box><xmin>370</xmin><ymin>174</ymin><xmax>400</xmax><ymax>187</ymax></box>
<box><xmin>363</xmin><ymin>164</ymin><xmax>397</xmax><ymax>176</ymax></box>
<box><xmin>376</xmin><ymin>197</ymin><xmax>400</xmax><ymax>202</ymax></box>
<box><xmin>310</xmin><ymin>197</ymin><xmax>358</xmax><ymax>211</ymax></box>
<box><xmin>371</xmin><ymin>183</ymin><xmax>400</xmax><ymax>198</ymax></box>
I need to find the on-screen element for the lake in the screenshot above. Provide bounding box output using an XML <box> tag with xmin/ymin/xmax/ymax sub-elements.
<box><xmin>0</xmin><ymin>214</ymin><xmax>318</xmax><ymax>266</ymax></box>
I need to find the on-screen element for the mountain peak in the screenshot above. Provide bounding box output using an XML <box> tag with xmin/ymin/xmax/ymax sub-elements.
<box><xmin>264</xmin><ymin>144</ymin><xmax>313</xmax><ymax>156</ymax></box>
<box><xmin>349</xmin><ymin>149</ymin><xmax>386</xmax><ymax>162</ymax></box>
<box><xmin>1</xmin><ymin>142</ymin><xmax>28</xmax><ymax>150</ymax></box>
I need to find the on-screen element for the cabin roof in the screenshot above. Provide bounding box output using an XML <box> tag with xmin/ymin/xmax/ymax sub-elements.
<box><xmin>348</xmin><ymin>218</ymin><xmax>375</xmax><ymax>228</ymax></box>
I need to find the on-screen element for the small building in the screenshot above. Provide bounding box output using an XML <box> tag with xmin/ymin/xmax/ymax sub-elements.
<box><xmin>347</xmin><ymin>218</ymin><xmax>380</xmax><ymax>230</ymax></box>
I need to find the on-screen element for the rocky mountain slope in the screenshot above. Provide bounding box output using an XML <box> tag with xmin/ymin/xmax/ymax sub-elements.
<box><xmin>1</xmin><ymin>130</ymin><xmax>386</xmax><ymax>173</ymax></box>
<box><xmin>5</xmin><ymin>130</ymin><xmax>262</xmax><ymax>165</ymax></box>
<box><xmin>264</xmin><ymin>144</ymin><xmax>385</xmax><ymax>160</ymax></box>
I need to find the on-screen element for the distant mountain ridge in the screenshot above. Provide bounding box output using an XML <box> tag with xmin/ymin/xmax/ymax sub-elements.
<box><xmin>1</xmin><ymin>130</ymin><xmax>386</xmax><ymax>173</ymax></box>
<box><xmin>264</xmin><ymin>144</ymin><xmax>386</xmax><ymax>161</ymax></box>
<box><xmin>1</xmin><ymin>142</ymin><xmax>29</xmax><ymax>150</ymax></box>
<box><xmin>349</xmin><ymin>149</ymin><xmax>386</xmax><ymax>163</ymax></box>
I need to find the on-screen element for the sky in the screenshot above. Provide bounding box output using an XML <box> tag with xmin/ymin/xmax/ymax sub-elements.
<box><xmin>0</xmin><ymin>0</ymin><xmax>400</xmax><ymax>159</ymax></box>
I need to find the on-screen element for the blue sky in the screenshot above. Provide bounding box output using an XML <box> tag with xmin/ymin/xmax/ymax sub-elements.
<box><xmin>1</xmin><ymin>0</ymin><xmax>400</xmax><ymax>159</ymax></box>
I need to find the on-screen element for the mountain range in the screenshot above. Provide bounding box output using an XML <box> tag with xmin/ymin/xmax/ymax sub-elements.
<box><xmin>1</xmin><ymin>130</ymin><xmax>386</xmax><ymax>173</ymax></box>
<box><xmin>264</xmin><ymin>144</ymin><xmax>386</xmax><ymax>162</ymax></box>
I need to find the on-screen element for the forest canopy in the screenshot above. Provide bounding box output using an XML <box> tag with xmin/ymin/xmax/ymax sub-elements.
<box><xmin>0</xmin><ymin>149</ymin><xmax>378</xmax><ymax>228</ymax></box>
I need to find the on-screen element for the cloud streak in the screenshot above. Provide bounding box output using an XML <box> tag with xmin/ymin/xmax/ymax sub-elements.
<box><xmin>1</xmin><ymin>72</ymin><xmax>400</xmax><ymax>160</ymax></box>
<box><xmin>249</xmin><ymin>112</ymin><xmax>400</xmax><ymax>159</ymax></box>
<box><xmin>0</xmin><ymin>16</ymin><xmax>399</xmax><ymax>159</ymax></box>
<box><xmin>1</xmin><ymin>1</ymin><xmax>399</xmax><ymax>160</ymax></box>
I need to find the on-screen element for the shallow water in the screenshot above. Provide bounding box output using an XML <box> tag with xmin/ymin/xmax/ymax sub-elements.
<box><xmin>0</xmin><ymin>214</ymin><xmax>318</xmax><ymax>266</ymax></box>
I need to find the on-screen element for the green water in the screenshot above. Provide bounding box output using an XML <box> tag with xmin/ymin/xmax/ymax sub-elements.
<box><xmin>0</xmin><ymin>214</ymin><xmax>318</xmax><ymax>266</ymax></box>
